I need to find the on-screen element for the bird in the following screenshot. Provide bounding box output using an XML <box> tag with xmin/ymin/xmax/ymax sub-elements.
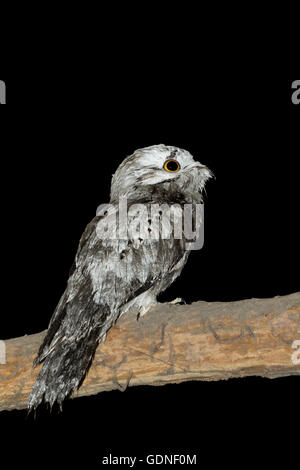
<box><xmin>28</xmin><ymin>144</ymin><xmax>212</xmax><ymax>411</ymax></box>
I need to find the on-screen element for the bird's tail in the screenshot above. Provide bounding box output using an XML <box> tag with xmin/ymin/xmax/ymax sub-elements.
<box><xmin>28</xmin><ymin>324</ymin><xmax>102</xmax><ymax>411</ymax></box>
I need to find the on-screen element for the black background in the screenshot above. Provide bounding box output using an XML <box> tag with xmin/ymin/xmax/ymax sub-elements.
<box><xmin>0</xmin><ymin>75</ymin><xmax>299</xmax><ymax>467</ymax></box>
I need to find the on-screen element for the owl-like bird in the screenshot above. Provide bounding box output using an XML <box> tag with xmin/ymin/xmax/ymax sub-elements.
<box><xmin>28</xmin><ymin>144</ymin><xmax>212</xmax><ymax>410</ymax></box>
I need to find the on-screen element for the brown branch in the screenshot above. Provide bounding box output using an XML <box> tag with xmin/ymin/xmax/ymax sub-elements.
<box><xmin>1</xmin><ymin>292</ymin><xmax>300</xmax><ymax>412</ymax></box>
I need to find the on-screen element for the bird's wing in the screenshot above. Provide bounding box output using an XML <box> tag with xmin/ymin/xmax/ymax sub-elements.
<box><xmin>35</xmin><ymin>203</ymin><xmax>187</xmax><ymax>364</ymax></box>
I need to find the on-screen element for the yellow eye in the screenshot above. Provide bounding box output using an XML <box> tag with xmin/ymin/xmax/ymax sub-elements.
<box><xmin>163</xmin><ymin>159</ymin><xmax>181</xmax><ymax>173</ymax></box>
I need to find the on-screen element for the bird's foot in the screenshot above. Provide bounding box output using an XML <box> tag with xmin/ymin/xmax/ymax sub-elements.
<box><xmin>168</xmin><ymin>298</ymin><xmax>186</xmax><ymax>305</ymax></box>
<box><xmin>137</xmin><ymin>302</ymin><xmax>158</xmax><ymax>321</ymax></box>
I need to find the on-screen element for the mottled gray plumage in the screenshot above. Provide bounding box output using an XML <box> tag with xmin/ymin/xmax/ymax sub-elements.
<box><xmin>28</xmin><ymin>144</ymin><xmax>212</xmax><ymax>410</ymax></box>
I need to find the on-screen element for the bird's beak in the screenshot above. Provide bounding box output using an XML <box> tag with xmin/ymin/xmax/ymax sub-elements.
<box><xmin>188</xmin><ymin>162</ymin><xmax>207</xmax><ymax>170</ymax></box>
<box><xmin>188</xmin><ymin>163</ymin><xmax>214</xmax><ymax>178</ymax></box>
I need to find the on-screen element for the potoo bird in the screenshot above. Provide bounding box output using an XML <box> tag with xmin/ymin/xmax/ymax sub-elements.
<box><xmin>28</xmin><ymin>144</ymin><xmax>212</xmax><ymax>410</ymax></box>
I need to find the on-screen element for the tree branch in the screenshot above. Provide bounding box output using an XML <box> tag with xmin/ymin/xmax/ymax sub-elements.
<box><xmin>1</xmin><ymin>292</ymin><xmax>300</xmax><ymax>412</ymax></box>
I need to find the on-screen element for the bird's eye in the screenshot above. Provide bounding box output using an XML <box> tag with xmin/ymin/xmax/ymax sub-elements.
<box><xmin>163</xmin><ymin>159</ymin><xmax>181</xmax><ymax>173</ymax></box>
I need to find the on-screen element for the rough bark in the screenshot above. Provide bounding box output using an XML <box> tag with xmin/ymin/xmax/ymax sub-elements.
<box><xmin>1</xmin><ymin>292</ymin><xmax>300</xmax><ymax>412</ymax></box>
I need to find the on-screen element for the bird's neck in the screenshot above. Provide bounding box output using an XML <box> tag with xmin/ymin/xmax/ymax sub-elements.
<box><xmin>112</xmin><ymin>182</ymin><xmax>199</xmax><ymax>206</ymax></box>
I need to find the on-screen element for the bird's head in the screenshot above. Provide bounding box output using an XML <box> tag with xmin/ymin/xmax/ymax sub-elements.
<box><xmin>110</xmin><ymin>144</ymin><xmax>213</xmax><ymax>204</ymax></box>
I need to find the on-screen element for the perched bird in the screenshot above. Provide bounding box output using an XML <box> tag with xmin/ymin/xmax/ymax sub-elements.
<box><xmin>28</xmin><ymin>144</ymin><xmax>212</xmax><ymax>410</ymax></box>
